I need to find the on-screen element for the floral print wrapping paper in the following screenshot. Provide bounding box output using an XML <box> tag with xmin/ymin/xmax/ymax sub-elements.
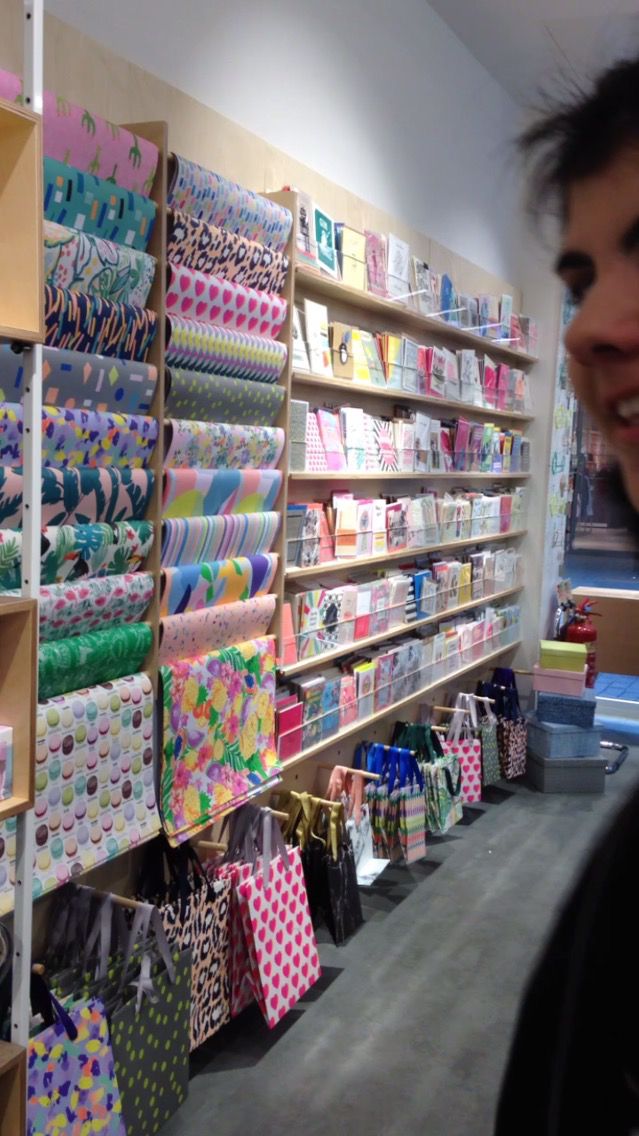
<box><xmin>39</xmin><ymin>622</ymin><xmax>153</xmax><ymax>699</ymax></box>
<box><xmin>165</xmin><ymin>314</ymin><xmax>287</xmax><ymax>383</ymax></box>
<box><xmin>44</xmin><ymin>220</ymin><xmax>156</xmax><ymax>307</ymax></box>
<box><xmin>165</xmin><ymin>367</ymin><xmax>284</xmax><ymax>427</ymax></box>
<box><xmin>161</xmin><ymin>512</ymin><xmax>280</xmax><ymax>567</ymax></box>
<box><xmin>164</xmin><ymin>419</ymin><xmax>284</xmax><ymax>470</ymax></box>
<box><xmin>0</xmin><ymin>673</ymin><xmax>160</xmax><ymax>915</ymax></box>
<box><xmin>0</xmin><ymin>68</ymin><xmax>158</xmax><ymax>195</ymax></box>
<box><xmin>167</xmin><ymin>210</ymin><xmax>288</xmax><ymax>293</ymax></box>
<box><xmin>0</xmin><ymin>466</ymin><xmax>153</xmax><ymax>530</ymax></box>
<box><xmin>44</xmin><ymin>156</ymin><xmax>157</xmax><ymax>251</ymax></box>
<box><xmin>0</xmin><ymin>522</ymin><xmax>154</xmax><ymax>590</ymax></box>
<box><xmin>162</xmin><ymin>468</ymin><xmax>282</xmax><ymax>520</ymax></box>
<box><xmin>159</xmin><ymin>636</ymin><xmax>280</xmax><ymax>845</ymax></box>
<box><xmin>160</xmin><ymin>554</ymin><xmax>278</xmax><ymax>616</ymax></box>
<box><xmin>39</xmin><ymin>572</ymin><xmax>155</xmax><ymax>641</ymax></box>
<box><xmin>0</xmin><ymin>344</ymin><xmax>158</xmax><ymax>414</ymax></box>
<box><xmin>45</xmin><ymin>285</ymin><xmax>157</xmax><ymax>361</ymax></box>
<box><xmin>0</xmin><ymin>404</ymin><xmax>158</xmax><ymax>469</ymax></box>
<box><xmin>167</xmin><ymin>155</ymin><xmax>292</xmax><ymax>252</ymax></box>
<box><xmin>166</xmin><ymin>264</ymin><xmax>287</xmax><ymax>339</ymax></box>
<box><xmin>159</xmin><ymin>596</ymin><xmax>276</xmax><ymax>664</ymax></box>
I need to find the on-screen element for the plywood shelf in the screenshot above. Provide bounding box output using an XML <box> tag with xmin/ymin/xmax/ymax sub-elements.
<box><xmin>0</xmin><ymin>596</ymin><xmax>38</xmax><ymax>821</ymax></box>
<box><xmin>292</xmin><ymin>370</ymin><xmax>534</xmax><ymax>423</ymax></box>
<box><xmin>296</xmin><ymin>264</ymin><xmax>537</xmax><ymax>366</ymax></box>
<box><xmin>0</xmin><ymin>1039</ymin><xmax>26</xmax><ymax>1136</ymax></box>
<box><xmin>0</xmin><ymin>97</ymin><xmax>43</xmax><ymax>345</ymax></box>
<box><xmin>289</xmin><ymin>470</ymin><xmax>530</xmax><ymax>482</ymax></box>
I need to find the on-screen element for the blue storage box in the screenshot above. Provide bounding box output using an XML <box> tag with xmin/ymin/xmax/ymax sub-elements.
<box><xmin>526</xmin><ymin>711</ymin><xmax>602</xmax><ymax>759</ymax></box>
<box><xmin>536</xmin><ymin>689</ymin><xmax>596</xmax><ymax>729</ymax></box>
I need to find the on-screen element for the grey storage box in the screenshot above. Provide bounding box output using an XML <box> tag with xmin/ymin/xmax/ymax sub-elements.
<box><xmin>526</xmin><ymin>711</ymin><xmax>602</xmax><ymax>758</ymax></box>
<box><xmin>536</xmin><ymin>688</ymin><xmax>596</xmax><ymax>729</ymax></box>
<box><xmin>527</xmin><ymin>751</ymin><xmax>606</xmax><ymax>794</ymax></box>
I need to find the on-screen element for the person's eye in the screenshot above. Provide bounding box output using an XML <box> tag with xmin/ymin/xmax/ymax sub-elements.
<box><xmin>562</xmin><ymin>271</ymin><xmax>594</xmax><ymax>306</ymax></box>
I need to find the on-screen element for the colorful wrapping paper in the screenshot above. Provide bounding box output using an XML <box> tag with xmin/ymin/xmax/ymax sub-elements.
<box><xmin>165</xmin><ymin>315</ymin><xmax>287</xmax><ymax>382</ymax></box>
<box><xmin>0</xmin><ymin>523</ymin><xmax>153</xmax><ymax>589</ymax></box>
<box><xmin>0</xmin><ymin>673</ymin><xmax>160</xmax><ymax>914</ymax></box>
<box><xmin>44</xmin><ymin>156</ymin><xmax>156</xmax><ymax>250</ymax></box>
<box><xmin>161</xmin><ymin>512</ymin><xmax>280</xmax><ymax>567</ymax></box>
<box><xmin>166</xmin><ymin>265</ymin><xmax>287</xmax><ymax>338</ymax></box>
<box><xmin>44</xmin><ymin>220</ymin><xmax>156</xmax><ymax>307</ymax></box>
<box><xmin>162</xmin><ymin>468</ymin><xmax>282</xmax><ymax>519</ymax></box>
<box><xmin>165</xmin><ymin>367</ymin><xmax>284</xmax><ymax>426</ymax></box>
<box><xmin>160</xmin><ymin>596</ymin><xmax>276</xmax><ymax>664</ymax></box>
<box><xmin>168</xmin><ymin>210</ymin><xmax>288</xmax><ymax>292</ymax></box>
<box><xmin>0</xmin><ymin>404</ymin><xmax>158</xmax><ymax>469</ymax></box>
<box><xmin>164</xmin><ymin>419</ymin><xmax>284</xmax><ymax>470</ymax></box>
<box><xmin>0</xmin><ymin>466</ymin><xmax>153</xmax><ymax>529</ymax></box>
<box><xmin>0</xmin><ymin>345</ymin><xmax>158</xmax><ymax>414</ymax></box>
<box><xmin>0</xmin><ymin>69</ymin><xmax>158</xmax><ymax>195</ymax></box>
<box><xmin>160</xmin><ymin>554</ymin><xmax>278</xmax><ymax>616</ymax></box>
<box><xmin>159</xmin><ymin>637</ymin><xmax>280</xmax><ymax>843</ymax></box>
<box><xmin>39</xmin><ymin>573</ymin><xmax>155</xmax><ymax>641</ymax></box>
<box><xmin>167</xmin><ymin>156</ymin><xmax>292</xmax><ymax>252</ymax></box>
<box><xmin>45</xmin><ymin>285</ymin><xmax>157</xmax><ymax>361</ymax></box>
<box><xmin>39</xmin><ymin>622</ymin><xmax>153</xmax><ymax>699</ymax></box>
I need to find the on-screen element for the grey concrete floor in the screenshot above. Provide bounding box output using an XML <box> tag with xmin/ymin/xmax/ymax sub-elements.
<box><xmin>160</xmin><ymin>751</ymin><xmax>639</xmax><ymax>1136</ymax></box>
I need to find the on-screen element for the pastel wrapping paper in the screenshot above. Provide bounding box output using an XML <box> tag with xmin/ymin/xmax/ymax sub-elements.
<box><xmin>165</xmin><ymin>314</ymin><xmax>287</xmax><ymax>382</ymax></box>
<box><xmin>0</xmin><ymin>404</ymin><xmax>158</xmax><ymax>469</ymax></box>
<box><xmin>161</xmin><ymin>512</ymin><xmax>280</xmax><ymax>567</ymax></box>
<box><xmin>168</xmin><ymin>210</ymin><xmax>288</xmax><ymax>292</ymax></box>
<box><xmin>39</xmin><ymin>572</ymin><xmax>155</xmax><ymax>641</ymax></box>
<box><xmin>165</xmin><ymin>419</ymin><xmax>284</xmax><ymax>470</ymax></box>
<box><xmin>167</xmin><ymin>155</ymin><xmax>292</xmax><ymax>252</ymax></box>
<box><xmin>45</xmin><ymin>285</ymin><xmax>157</xmax><ymax>361</ymax></box>
<box><xmin>0</xmin><ymin>344</ymin><xmax>158</xmax><ymax>413</ymax></box>
<box><xmin>162</xmin><ymin>468</ymin><xmax>282</xmax><ymax>519</ymax></box>
<box><xmin>44</xmin><ymin>156</ymin><xmax>156</xmax><ymax>250</ymax></box>
<box><xmin>159</xmin><ymin>636</ymin><xmax>280</xmax><ymax>844</ymax></box>
<box><xmin>0</xmin><ymin>69</ymin><xmax>158</xmax><ymax>195</ymax></box>
<box><xmin>0</xmin><ymin>466</ymin><xmax>157</xmax><ymax>534</ymax></box>
<box><xmin>160</xmin><ymin>554</ymin><xmax>278</xmax><ymax>616</ymax></box>
<box><xmin>0</xmin><ymin>673</ymin><xmax>160</xmax><ymax>914</ymax></box>
<box><xmin>159</xmin><ymin>596</ymin><xmax>276</xmax><ymax>664</ymax></box>
<box><xmin>166</xmin><ymin>264</ymin><xmax>287</xmax><ymax>338</ymax></box>
<box><xmin>165</xmin><ymin>367</ymin><xmax>284</xmax><ymax>426</ymax></box>
<box><xmin>44</xmin><ymin>219</ymin><xmax>156</xmax><ymax>307</ymax></box>
<box><xmin>39</xmin><ymin>622</ymin><xmax>153</xmax><ymax>699</ymax></box>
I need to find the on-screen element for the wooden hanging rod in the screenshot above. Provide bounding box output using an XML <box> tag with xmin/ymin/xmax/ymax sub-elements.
<box><xmin>317</xmin><ymin>763</ymin><xmax>381</xmax><ymax>781</ymax></box>
<box><xmin>433</xmin><ymin>705</ymin><xmax>470</xmax><ymax>715</ymax></box>
<box><xmin>467</xmin><ymin>693</ymin><xmax>496</xmax><ymax>704</ymax></box>
<box><xmin>196</xmin><ymin>840</ymin><xmax>227</xmax><ymax>854</ymax></box>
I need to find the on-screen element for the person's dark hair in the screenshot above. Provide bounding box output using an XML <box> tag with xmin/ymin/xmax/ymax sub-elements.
<box><xmin>519</xmin><ymin>56</ymin><xmax>639</xmax><ymax>221</ymax></box>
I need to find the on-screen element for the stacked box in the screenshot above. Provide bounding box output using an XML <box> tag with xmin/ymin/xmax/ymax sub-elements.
<box><xmin>539</xmin><ymin>640</ymin><xmax>587</xmax><ymax>672</ymax></box>
<box><xmin>536</xmin><ymin>689</ymin><xmax>596</xmax><ymax>729</ymax></box>
<box><xmin>527</xmin><ymin>752</ymin><xmax>606</xmax><ymax>794</ymax></box>
<box><xmin>533</xmin><ymin>664</ymin><xmax>586</xmax><ymax>696</ymax></box>
<box><xmin>526</xmin><ymin>712</ymin><xmax>601</xmax><ymax>758</ymax></box>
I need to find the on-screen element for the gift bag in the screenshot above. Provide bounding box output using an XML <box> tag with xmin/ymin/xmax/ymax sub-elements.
<box><xmin>292</xmin><ymin>788</ymin><xmax>364</xmax><ymax>945</ymax></box>
<box><xmin>443</xmin><ymin>693</ymin><xmax>483</xmax><ymax>804</ymax></box>
<box><xmin>475</xmin><ymin>692</ymin><xmax>501</xmax><ymax>786</ymax></box>
<box><xmin>485</xmin><ymin>668</ymin><xmax>527</xmax><ymax>780</ymax></box>
<box><xmin>395</xmin><ymin>749</ymin><xmax>427</xmax><ymax>863</ymax></box>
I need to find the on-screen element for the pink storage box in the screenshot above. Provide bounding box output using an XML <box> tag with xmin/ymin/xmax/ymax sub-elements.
<box><xmin>533</xmin><ymin>664</ymin><xmax>587</xmax><ymax>697</ymax></box>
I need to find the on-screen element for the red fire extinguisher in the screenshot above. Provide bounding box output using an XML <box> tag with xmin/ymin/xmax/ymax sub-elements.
<box><xmin>565</xmin><ymin>598</ymin><xmax>600</xmax><ymax>688</ymax></box>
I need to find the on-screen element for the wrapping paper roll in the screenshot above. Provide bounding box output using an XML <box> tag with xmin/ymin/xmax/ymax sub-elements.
<box><xmin>45</xmin><ymin>286</ymin><xmax>157</xmax><ymax>361</ymax></box>
<box><xmin>39</xmin><ymin>573</ymin><xmax>155</xmax><ymax>641</ymax></box>
<box><xmin>167</xmin><ymin>210</ymin><xmax>288</xmax><ymax>292</ymax></box>
<box><xmin>166</xmin><ymin>265</ymin><xmax>287</xmax><ymax>339</ymax></box>
<box><xmin>160</xmin><ymin>554</ymin><xmax>278</xmax><ymax>616</ymax></box>
<box><xmin>162</xmin><ymin>468</ymin><xmax>282</xmax><ymax>519</ymax></box>
<box><xmin>39</xmin><ymin>622</ymin><xmax>153</xmax><ymax>700</ymax></box>
<box><xmin>0</xmin><ymin>345</ymin><xmax>158</xmax><ymax>414</ymax></box>
<box><xmin>165</xmin><ymin>367</ymin><xmax>284</xmax><ymax>426</ymax></box>
<box><xmin>159</xmin><ymin>636</ymin><xmax>280</xmax><ymax>844</ymax></box>
<box><xmin>44</xmin><ymin>220</ymin><xmax>156</xmax><ymax>307</ymax></box>
<box><xmin>0</xmin><ymin>70</ymin><xmax>158</xmax><ymax>195</ymax></box>
<box><xmin>0</xmin><ymin>404</ymin><xmax>158</xmax><ymax>469</ymax></box>
<box><xmin>0</xmin><ymin>673</ymin><xmax>160</xmax><ymax>915</ymax></box>
<box><xmin>159</xmin><ymin>596</ymin><xmax>276</xmax><ymax>663</ymax></box>
<box><xmin>164</xmin><ymin>419</ymin><xmax>284</xmax><ymax>470</ymax></box>
<box><xmin>165</xmin><ymin>314</ymin><xmax>286</xmax><ymax>382</ymax></box>
<box><xmin>41</xmin><ymin>521</ymin><xmax>154</xmax><ymax>584</ymax></box>
<box><xmin>167</xmin><ymin>155</ymin><xmax>292</xmax><ymax>252</ymax></box>
<box><xmin>0</xmin><ymin>467</ymin><xmax>153</xmax><ymax>530</ymax></box>
<box><xmin>44</xmin><ymin>157</ymin><xmax>157</xmax><ymax>251</ymax></box>
<box><xmin>161</xmin><ymin>512</ymin><xmax>280</xmax><ymax>567</ymax></box>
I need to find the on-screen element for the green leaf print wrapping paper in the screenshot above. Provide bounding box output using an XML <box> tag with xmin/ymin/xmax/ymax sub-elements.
<box><xmin>0</xmin><ymin>524</ymin><xmax>153</xmax><ymax>591</ymax></box>
<box><xmin>165</xmin><ymin>367</ymin><xmax>284</xmax><ymax>426</ymax></box>
<box><xmin>38</xmin><ymin>623</ymin><xmax>153</xmax><ymax>699</ymax></box>
<box><xmin>44</xmin><ymin>220</ymin><xmax>156</xmax><ymax>307</ymax></box>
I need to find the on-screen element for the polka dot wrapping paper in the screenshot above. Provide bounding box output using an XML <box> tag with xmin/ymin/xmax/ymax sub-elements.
<box><xmin>166</xmin><ymin>264</ymin><xmax>287</xmax><ymax>338</ymax></box>
<box><xmin>0</xmin><ymin>344</ymin><xmax>159</xmax><ymax>415</ymax></box>
<box><xmin>165</xmin><ymin>367</ymin><xmax>284</xmax><ymax>426</ymax></box>
<box><xmin>0</xmin><ymin>673</ymin><xmax>160</xmax><ymax>915</ymax></box>
<box><xmin>159</xmin><ymin>596</ymin><xmax>276</xmax><ymax>663</ymax></box>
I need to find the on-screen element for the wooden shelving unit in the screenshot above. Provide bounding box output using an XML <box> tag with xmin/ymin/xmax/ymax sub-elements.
<box><xmin>289</xmin><ymin>470</ymin><xmax>530</xmax><ymax>482</ymax></box>
<box><xmin>0</xmin><ymin>1040</ymin><xmax>26</xmax><ymax>1136</ymax></box>
<box><xmin>0</xmin><ymin>596</ymin><xmax>38</xmax><ymax>822</ymax></box>
<box><xmin>0</xmin><ymin>97</ymin><xmax>43</xmax><ymax>344</ymax></box>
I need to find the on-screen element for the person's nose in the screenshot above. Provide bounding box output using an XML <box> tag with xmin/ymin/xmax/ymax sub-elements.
<box><xmin>565</xmin><ymin>266</ymin><xmax>639</xmax><ymax>366</ymax></box>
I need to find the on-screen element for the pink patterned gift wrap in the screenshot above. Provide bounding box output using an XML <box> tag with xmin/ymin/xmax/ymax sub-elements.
<box><xmin>166</xmin><ymin>265</ymin><xmax>287</xmax><ymax>339</ymax></box>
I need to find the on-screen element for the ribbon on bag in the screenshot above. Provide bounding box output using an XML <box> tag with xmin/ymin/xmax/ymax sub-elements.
<box><xmin>0</xmin><ymin>404</ymin><xmax>158</xmax><ymax>469</ymax></box>
<box><xmin>165</xmin><ymin>314</ymin><xmax>287</xmax><ymax>382</ymax></box>
<box><xmin>45</xmin><ymin>285</ymin><xmax>157</xmax><ymax>361</ymax></box>
<box><xmin>166</xmin><ymin>264</ymin><xmax>287</xmax><ymax>338</ymax></box>
<box><xmin>0</xmin><ymin>344</ymin><xmax>158</xmax><ymax>414</ymax></box>
<box><xmin>160</xmin><ymin>554</ymin><xmax>278</xmax><ymax>616</ymax></box>
<box><xmin>165</xmin><ymin>367</ymin><xmax>285</xmax><ymax>426</ymax></box>
<box><xmin>44</xmin><ymin>221</ymin><xmax>157</xmax><ymax>307</ymax></box>
<box><xmin>167</xmin><ymin>210</ymin><xmax>289</xmax><ymax>292</ymax></box>
<box><xmin>159</xmin><ymin>595</ymin><xmax>276</xmax><ymax>662</ymax></box>
<box><xmin>44</xmin><ymin>156</ymin><xmax>157</xmax><ymax>251</ymax></box>
<box><xmin>162</xmin><ymin>467</ymin><xmax>282</xmax><ymax>519</ymax></box>
<box><xmin>38</xmin><ymin>622</ymin><xmax>153</xmax><ymax>699</ymax></box>
<box><xmin>39</xmin><ymin>573</ymin><xmax>155</xmax><ymax>641</ymax></box>
<box><xmin>164</xmin><ymin>418</ymin><xmax>284</xmax><ymax>470</ymax></box>
<box><xmin>161</xmin><ymin>512</ymin><xmax>280</xmax><ymax>567</ymax></box>
<box><xmin>0</xmin><ymin>467</ymin><xmax>154</xmax><ymax>530</ymax></box>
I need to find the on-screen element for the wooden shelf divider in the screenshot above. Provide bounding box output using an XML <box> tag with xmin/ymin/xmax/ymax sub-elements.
<box><xmin>0</xmin><ymin>97</ymin><xmax>43</xmax><ymax>345</ymax></box>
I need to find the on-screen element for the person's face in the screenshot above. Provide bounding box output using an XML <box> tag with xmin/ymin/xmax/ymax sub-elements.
<box><xmin>558</xmin><ymin>146</ymin><xmax>639</xmax><ymax>508</ymax></box>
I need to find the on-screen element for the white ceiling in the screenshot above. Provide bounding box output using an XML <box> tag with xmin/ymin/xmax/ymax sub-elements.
<box><xmin>426</xmin><ymin>0</ymin><xmax>639</xmax><ymax>103</ymax></box>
